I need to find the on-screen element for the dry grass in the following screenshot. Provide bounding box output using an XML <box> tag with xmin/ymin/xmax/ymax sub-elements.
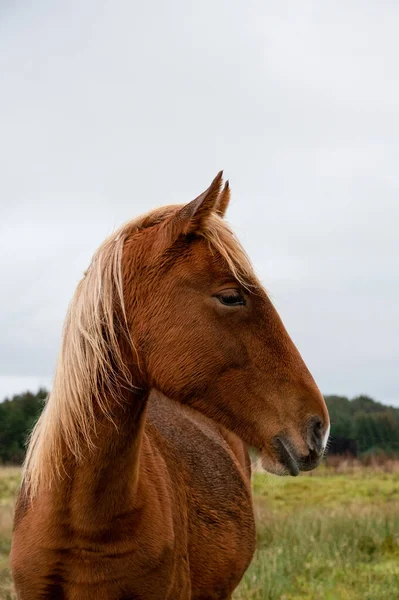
<box><xmin>324</xmin><ymin>453</ymin><xmax>399</xmax><ymax>473</ymax></box>
<box><xmin>1</xmin><ymin>463</ymin><xmax>399</xmax><ymax>599</ymax></box>
<box><xmin>0</xmin><ymin>468</ymin><xmax>19</xmax><ymax>599</ymax></box>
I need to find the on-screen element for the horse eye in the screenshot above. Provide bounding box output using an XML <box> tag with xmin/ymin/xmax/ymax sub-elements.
<box><xmin>217</xmin><ymin>291</ymin><xmax>246</xmax><ymax>307</ymax></box>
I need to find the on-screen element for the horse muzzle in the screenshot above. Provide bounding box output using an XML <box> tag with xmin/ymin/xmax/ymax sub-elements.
<box><xmin>273</xmin><ymin>418</ymin><xmax>329</xmax><ymax>476</ymax></box>
<box><xmin>273</xmin><ymin>436</ymin><xmax>320</xmax><ymax>476</ymax></box>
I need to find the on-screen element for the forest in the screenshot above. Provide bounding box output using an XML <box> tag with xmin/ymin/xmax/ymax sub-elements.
<box><xmin>0</xmin><ymin>389</ymin><xmax>398</xmax><ymax>464</ymax></box>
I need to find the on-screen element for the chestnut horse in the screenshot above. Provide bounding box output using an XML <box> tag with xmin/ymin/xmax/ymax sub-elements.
<box><xmin>11</xmin><ymin>173</ymin><xmax>330</xmax><ymax>599</ymax></box>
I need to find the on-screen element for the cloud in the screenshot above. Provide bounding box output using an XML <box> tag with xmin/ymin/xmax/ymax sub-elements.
<box><xmin>1</xmin><ymin>0</ymin><xmax>398</xmax><ymax>406</ymax></box>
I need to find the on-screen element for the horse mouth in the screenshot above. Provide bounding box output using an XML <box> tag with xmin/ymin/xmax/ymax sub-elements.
<box><xmin>274</xmin><ymin>437</ymin><xmax>300</xmax><ymax>476</ymax></box>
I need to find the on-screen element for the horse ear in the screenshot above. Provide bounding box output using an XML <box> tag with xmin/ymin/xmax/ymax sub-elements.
<box><xmin>215</xmin><ymin>180</ymin><xmax>230</xmax><ymax>217</ymax></box>
<box><xmin>169</xmin><ymin>171</ymin><xmax>224</xmax><ymax>237</ymax></box>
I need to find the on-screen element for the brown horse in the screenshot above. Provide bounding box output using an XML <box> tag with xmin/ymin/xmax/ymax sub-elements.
<box><xmin>11</xmin><ymin>173</ymin><xmax>330</xmax><ymax>599</ymax></box>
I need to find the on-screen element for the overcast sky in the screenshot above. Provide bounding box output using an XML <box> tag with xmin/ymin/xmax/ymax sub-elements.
<box><xmin>1</xmin><ymin>1</ymin><xmax>398</xmax><ymax>407</ymax></box>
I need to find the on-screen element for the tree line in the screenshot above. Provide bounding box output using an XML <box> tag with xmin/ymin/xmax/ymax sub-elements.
<box><xmin>0</xmin><ymin>389</ymin><xmax>398</xmax><ymax>464</ymax></box>
<box><xmin>324</xmin><ymin>394</ymin><xmax>399</xmax><ymax>456</ymax></box>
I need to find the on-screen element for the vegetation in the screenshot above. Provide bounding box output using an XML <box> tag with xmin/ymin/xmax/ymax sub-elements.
<box><xmin>325</xmin><ymin>394</ymin><xmax>399</xmax><ymax>455</ymax></box>
<box><xmin>234</xmin><ymin>468</ymin><xmax>399</xmax><ymax>600</ymax></box>
<box><xmin>0</xmin><ymin>390</ymin><xmax>46</xmax><ymax>464</ymax></box>
<box><xmin>0</xmin><ymin>389</ymin><xmax>398</xmax><ymax>596</ymax></box>
<box><xmin>1</xmin><ymin>390</ymin><xmax>398</xmax><ymax>465</ymax></box>
<box><xmin>0</xmin><ymin>388</ymin><xmax>398</xmax><ymax>598</ymax></box>
<box><xmin>0</xmin><ymin>465</ymin><xmax>398</xmax><ymax>599</ymax></box>
<box><xmin>0</xmin><ymin>468</ymin><xmax>19</xmax><ymax>599</ymax></box>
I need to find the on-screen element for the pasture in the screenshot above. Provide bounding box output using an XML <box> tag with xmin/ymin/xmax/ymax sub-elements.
<box><xmin>1</xmin><ymin>464</ymin><xmax>398</xmax><ymax>600</ymax></box>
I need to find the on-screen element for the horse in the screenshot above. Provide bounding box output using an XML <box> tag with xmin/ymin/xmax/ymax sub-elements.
<box><xmin>11</xmin><ymin>172</ymin><xmax>330</xmax><ymax>599</ymax></box>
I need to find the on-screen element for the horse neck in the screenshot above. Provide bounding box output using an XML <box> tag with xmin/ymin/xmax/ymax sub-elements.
<box><xmin>63</xmin><ymin>385</ymin><xmax>148</xmax><ymax>531</ymax></box>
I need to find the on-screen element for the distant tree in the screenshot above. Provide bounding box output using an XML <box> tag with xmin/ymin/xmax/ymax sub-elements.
<box><xmin>324</xmin><ymin>396</ymin><xmax>352</xmax><ymax>438</ymax></box>
<box><xmin>352</xmin><ymin>412</ymin><xmax>377</xmax><ymax>453</ymax></box>
<box><xmin>351</xmin><ymin>395</ymin><xmax>389</xmax><ymax>414</ymax></box>
<box><xmin>0</xmin><ymin>388</ymin><xmax>47</xmax><ymax>463</ymax></box>
<box><xmin>0</xmin><ymin>390</ymin><xmax>397</xmax><ymax>463</ymax></box>
<box><xmin>325</xmin><ymin>395</ymin><xmax>399</xmax><ymax>456</ymax></box>
<box><xmin>372</xmin><ymin>412</ymin><xmax>399</xmax><ymax>453</ymax></box>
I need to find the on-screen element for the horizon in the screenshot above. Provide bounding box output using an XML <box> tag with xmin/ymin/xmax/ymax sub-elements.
<box><xmin>1</xmin><ymin>380</ymin><xmax>398</xmax><ymax>410</ymax></box>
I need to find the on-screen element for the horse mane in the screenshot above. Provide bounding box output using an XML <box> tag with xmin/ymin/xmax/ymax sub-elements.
<box><xmin>22</xmin><ymin>205</ymin><xmax>254</xmax><ymax>498</ymax></box>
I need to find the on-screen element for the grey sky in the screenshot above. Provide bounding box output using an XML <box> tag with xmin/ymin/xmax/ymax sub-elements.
<box><xmin>1</xmin><ymin>1</ymin><xmax>398</xmax><ymax>406</ymax></box>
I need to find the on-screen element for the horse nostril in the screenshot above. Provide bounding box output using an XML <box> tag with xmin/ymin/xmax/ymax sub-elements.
<box><xmin>308</xmin><ymin>417</ymin><xmax>324</xmax><ymax>454</ymax></box>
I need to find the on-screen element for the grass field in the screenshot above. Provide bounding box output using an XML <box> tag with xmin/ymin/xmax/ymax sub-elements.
<box><xmin>0</xmin><ymin>468</ymin><xmax>19</xmax><ymax>600</ymax></box>
<box><xmin>1</xmin><ymin>465</ymin><xmax>398</xmax><ymax>599</ymax></box>
<box><xmin>235</xmin><ymin>466</ymin><xmax>399</xmax><ymax>600</ymax></box>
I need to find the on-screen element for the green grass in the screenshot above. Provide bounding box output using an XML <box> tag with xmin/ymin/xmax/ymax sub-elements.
<box><xmin>251</xmin><ymin>468</ymin><xmax>399</xmax><ymax>510</ymax></box>
<box><xmin>235</xmin><ymin>470</ymin><xmax>399</xmax><ymax>599</ymax></box>
<box><xmin>1</xmin><ymin>467</ymin><xmax>398</xmax><ymax>599</ymax></box>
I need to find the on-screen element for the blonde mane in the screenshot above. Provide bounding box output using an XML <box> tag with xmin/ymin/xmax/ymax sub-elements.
<box><xmin>22</xmin><ymin>206</ymin><xmax>254</xmax><ymax>498</ymax></box>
